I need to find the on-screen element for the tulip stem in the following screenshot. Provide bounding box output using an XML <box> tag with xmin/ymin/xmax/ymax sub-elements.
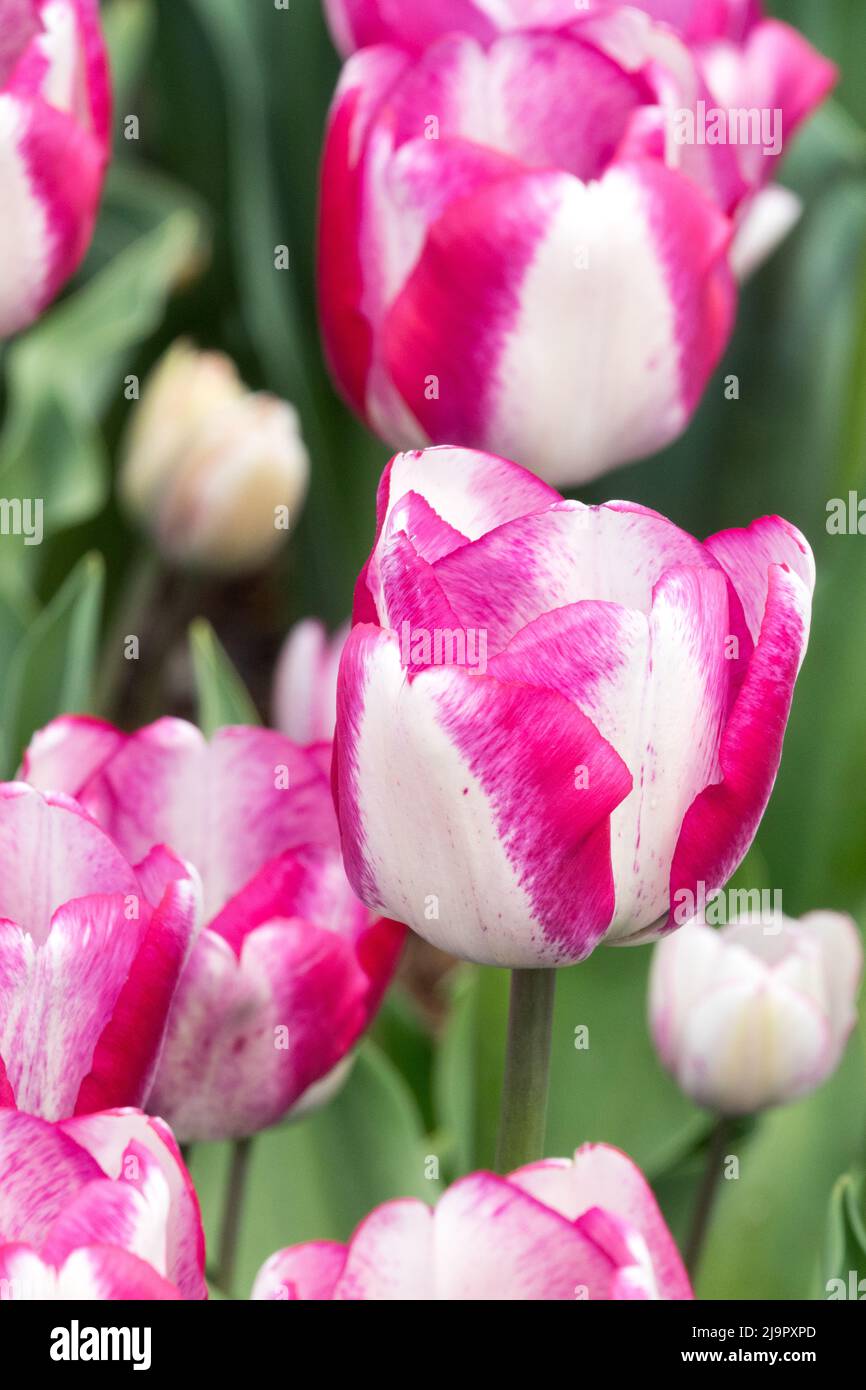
<box><xmin>495</xmin><ymin>968</ymin><xmax>556</xmax><ymax>1172</ymax></box>
<box><xmin>685</xmin><ymin>1117</ymin><xmax>733</xmax><ymax>1282</ymax></box>
<box><xmin>216</xmin><ymin>1136</ymin><xmax>253</xmax><ymax>1298</ymax></box>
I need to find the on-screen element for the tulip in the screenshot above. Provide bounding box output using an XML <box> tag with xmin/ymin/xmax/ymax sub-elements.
<box><xmin>272</xmin><ymin>618</ymin><xmax>349</xmax><ymax>744</ymax></box>
<box><xmin>649</xmin><ymin>911</ymin><xmax>863</xmax><ymax>1114</ymax></box>
<box><xmin>0</xmin><ymin>0</ymin><xmax>111</xmax><ymax>337</ymax></box>
<box><xmin>0</xmin><ymin>782</ymin><xmax>198</xmax><ymax>1120</ymax></box>
<box><xmin>119</xmin><ymin>341</ymin><xmax>310</xmax><ymax>575</ymax></box>
<box><xmin>319</xmin><ymin>4</ymin><xmax>833</xmax><ymax>484</ymax></box>
<box><xmin>22</xmin><ymin>718</ymin><xmax>404</xmax><ymax>1140</ymax></box>
<box><xmin>0</xmin><ymin>1108</ymin><xmax>206</xmax><ymax>1299</ymax></box>
<box><xmin>251</xmin><ymin>1142</ymin><xmax>693</xmax><ymax>1299</ymax></box>
<box><xmin>333</xmin><ymin>445</ymin><xmax>815</xmax><ymax>969</ymax></box>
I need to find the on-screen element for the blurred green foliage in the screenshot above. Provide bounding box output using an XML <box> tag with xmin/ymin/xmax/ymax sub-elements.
<box><xmin>0</xmin><ymin>0</ymin><xmax>864</xmax><ymax>1299</ymax></box>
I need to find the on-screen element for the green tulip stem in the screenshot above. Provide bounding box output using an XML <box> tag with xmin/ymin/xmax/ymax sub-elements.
<box><xmin>495</xmin><ymin>968</ymin><xmax>557</xmax><ymax>1173</ymax></box>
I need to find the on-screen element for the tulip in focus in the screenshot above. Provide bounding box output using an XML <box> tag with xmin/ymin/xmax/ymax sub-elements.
<box><xmin>0</xmin><ymin>782</ymin><xmax>198</xmax><ymax>1119</ymax></box>
<box><xmin>252</xmin><ymin>1143</ymin><xmax>693</xmax><ymax>1299</ymax></box>
<box><xmin>120</xmin><ymin>341</ymin><xmax>310</xmax><ymax>575</ymax></box>
<box><xmin>0</xmin><ymin>1108</ymin><xmax>206</xmax><ymax>1299</ymax></box>
<box><xmin>272</xmin><ymin>618</ymin><xmax>349</xmax><ymax>744</ymax></box>
<box><xmin>319</xmin><ymin>2</ymin><xmax>834</xmax><ymax>484</ymax></box>
<box><xmin>649</xmin><ymin>911</ymin><xmax>863</xmax><ymax>1114</ymax></box>
<box><xmin>22</xmin><ymin>717</ymin><xmax>404</xmax><ymax>1141</ymax></box>
<box><xmin>0</xmin><ymin>0</ymin><xmax>111</xmax><ymax>337</ymax></box>
<box><xmin>334</xmin><ymin>445</ymin><xmax>815</xmax><ymax>968</ymax></box>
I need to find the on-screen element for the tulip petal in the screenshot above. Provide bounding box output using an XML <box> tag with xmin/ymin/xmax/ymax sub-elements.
<box><xmin>510</xmin><ymin>1144</ymin><xmax>693</xmax><ymax>1299</ymax></box>
<box><xmin>0</xmin><ymin>784</ymin><xmax>139</xmax><ymax>946</ymax></box>
<box><xmin>382</xmin><ymin>160</ymin><xmax>734</xmax><ymax>484</ymax></box>
<box><xmin>148</xmin><ymin>920</ymin><xmax>372</xmax><ymax>1141</ymax></box>
<box><xmin>434</xmin><ymin>1172</ymin><xmax>618</xmax><ymax>1300</ymax></box>
<box><xmin>704</xmin><ymin>513</ymin><xmax>815</xmax><ymax>645</ymax></box>
<box><xmin>252</xmin><ymin>1241</ymin><xmax>348</xmax><ymax>1300</ymax></box>
<box><xmin>668</xmin><ymin>561</ymin><xmax>812</xmax><ymax>923</ymax></box>
<box><xmin>61</xmin><ymin>1109</ymin><xmax>207</xmax><ymax>1300</ymax></box>
<box><xmin>76</xmin><ymin>721</ymin><xmax>337</xmax><ymax>917</ymax></box>
<box><xmin>0</xmin><ymin>1110</ymin><xmax>102</xmax><ymax>1245</ymax></box>
<box><xmin>336</xmin><ymin>624</ymin><xmax>632</xmax><ymax>965</ymax></box>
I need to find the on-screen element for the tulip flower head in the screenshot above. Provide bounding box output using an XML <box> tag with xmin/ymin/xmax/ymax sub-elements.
<box><xmin>252</xmin><ymin>1143</ymin><xmax>693</xmax><ymax>1299</ymax></box>
<box><xmin>22</xmin><ymin>717</ymin><xmax>404</xmax><ymax>1141</ymax></box>
<box><xmin>319</xmin><ymin>2</ymin><xmax>834</xmax><ymax>483</ymax></box>
<box><xmin>649</xmin><ymin>910</ymin><xmax>863</xmax><ymax>1114</ymax></box>
<box><xmin>120</xmin><ymin>341</ymin><xmax>310</xmax><ymax>575</ymax></box>
<box><xmin>0</xmin><ymin>782</ymin><xmax>198</xmax><ymax>1120</ymax></box>
<box><xmin>0</xmin><ymin>0</ymin><xmax>111</xmax><ymax>337</ymax></box>
<box><xmin>0</xmin><ymin>1108</ymin><xmax>206</xmax><ymax>1299</ymax></box>
<box><xmin>334</xmin><ymin>446</ymin><xmax>814</xmax><ymax>968</ymax></box>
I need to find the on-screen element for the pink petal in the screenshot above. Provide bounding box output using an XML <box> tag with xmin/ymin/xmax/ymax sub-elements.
<box><xmin>381</xmin><ymin>159</ymin><xmax>734</xmax><ymax>484</ymax></box>
<box><xmin>0</xmin><ymin>1110</ymin><xmax>102</xmax><ymax>1245</ymax></box>
<box><xmin>251</xmin><ymin>1242</ymin><xmax>348</xmax><ymax>1300</ymax></box>
<box><xmin>75</xmin><ymin>721</ymin><xmax>338</xmax><ymax>918</ymax></box>
<box><xmin>148</xmin><ymin>919</ymin><xmax>373</xmax><ymax>1141</ymax></box>
<box><xmin>0</xmin><ymin>784</ymin><xmax>139</xmax><ymax>946</ymax></box>
<box><xmin>20</xmin><ymin>715</ymin><xmax>124</xmax><ymax>795</ymax></box>
<box><xmin>510</xmin><ymin>1143</ymin><xmax>693</xmax><ymax>1299</ymax></box>
<box><xmin>75</xmin><ymin>874</ymin><xmax>199</xmax><ymax>1116</ymax></box>
<box><xmin>61</xmin><ymin>1109</ymin><xmax>206</xmax><ymax>1300</ymax></box>
<box><xmin>668</xmin><ymin>562</ymin><xmax>812</xmax><ymax>926</ymax></box>
<box><xmin>334</xmin><ymin>624</ymin><xmax>631</xmax><ymax>966</ymax></box>
<box><xmin>704</xmin><ymin>513</ymin><xmax>815</xmax><ymax>644</ymax></box>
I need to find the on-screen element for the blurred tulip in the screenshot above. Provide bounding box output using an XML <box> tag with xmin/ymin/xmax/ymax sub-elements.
<box><xmin>272</xmin><ymin>618</ymin><xmax>349</xmax><ymax>744</ymax></box>
<box><xmin>649</xmin><ymin>911</ymin><xmax>863</xmax><ymax>1114</ymax></box>
<box><xmin>319</xmin><ymin>3</ymin><xmax>832</xmax><ymax>484</ymax></box>
<box><xmin>334</xmin><ymin>445</ymin><xmax>815</xmax><ymax>968</ymax></box>
<box><xmin>120</xmin><ymin>341</ymin><xmax>310</xmax><ymax>575</ymax></box>
<box><xmin>0</xmin><ymin>782</ymin><xmax>198</xmax><ymax>1120</ymax></box>
<box><xmin>22</xmin><ymin>717</ymin><xmax>404</xmax><ymax>1141</ymax></box>
<box><xmin>252</xmin><ymin>1142</ymin><xmax>693</xmax><ymax>1299</ymax></box>
<box><xmin>0</xmin><ymin>1108</ymin><xmax>205</xmax><ymax>1299</ymax></box>
<box><xmin>0</xmin><ymin>0</ymin><xmax>111</xmax><ymax>337</ymax></box>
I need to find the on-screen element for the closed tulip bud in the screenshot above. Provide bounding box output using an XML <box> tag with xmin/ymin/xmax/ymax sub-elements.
<box><xmin>0</xmin><ymin>0</ymin><xmax>111</xmax><ymax>337</ymax></box>
<box><xmin>120</xmin><ymin>341</ymin><xmax>310</xmax><ymax>575</ymax></box>
<box><xmin>649</xmin><ymin>912</ymin><xmax>863</xmax><ymax>1114</ymax></box>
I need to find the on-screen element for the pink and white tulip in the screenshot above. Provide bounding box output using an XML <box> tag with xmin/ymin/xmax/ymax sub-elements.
<box><xmin>319</xmin><ymin>3</ymin><xmax>833</xmax><ymax>484</ymax></box>
<box><xmin>22</xmin><ymin>718</ymin><xmax>404</xmax><ymax>1141</ymax></box>
<box><xmin>252</xmin><ymin>1142</ymin><xmax>692</xmax><ymax>1300</ymax></box>
<box><xmin>334</xmin><ymin>445</ymin><xmax>815</xmax><ymax>968</ymax></box>
<box><xmin>0</xmin><ymin>782</ymin><xmax>198</xmax><ymax>1120</ymax></box>
<box><xmin>649</xmin><ymin>911</ymin><xmax>863</xmax><ymax>1114</ymax></box>
<box><xmin>272</xmin><ymin>618</ymin><xmax>349</xmax><ymax>745</ymax></box>
<box><xmin>0</xmin><ymin>1107</ymin><xmax>206</xmax><ymax>1299</ymax></box>
<box><xmin>0</xmin><ymin>0</ymin><xmax>111</xmax><ymax>337</ymax></box>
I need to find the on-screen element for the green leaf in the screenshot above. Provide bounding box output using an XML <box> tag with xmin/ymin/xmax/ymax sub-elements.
<box><xmin>823</xmin><ymin>1171</ymin><xmax>866</xmax><ymax>1298</ymax></box>
<box><xmin>189</xmin><ymin>1043</ymin><xmax>438</xmax><ymax>1297</ymax></box>
<box><xmin>189</xmin><ymin>618</ymin><xmax>260</xmax><ymax>736</ymax></box>
<box><xmin>1</xmin><ymin>554</ymin><xmax>104</xmax><ymax>776</ymax></box>
<box><xmin>0</xmin><ymin>200</ymin><xmax>203</xmax><ymax>541</ymax></box>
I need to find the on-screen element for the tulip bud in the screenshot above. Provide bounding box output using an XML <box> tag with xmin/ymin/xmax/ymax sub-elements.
<box><xmin>649</xmin><ymin>912</ymin><xmax>863</xmax><ymax>1114</ymax></box>
<box><xmin>272</xmin><ymin>618</ymin><xmax>349</xmax><ymax>745</ymax></box>
<box><xmin>120</xmin><ymin>341</ymin><xmax>309</xmax><ymax>575</ymax></box>
<box><xmin>0</xmin><ymin>0</ymin><xmax>111</xmax><ymax>337</ymax></box>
